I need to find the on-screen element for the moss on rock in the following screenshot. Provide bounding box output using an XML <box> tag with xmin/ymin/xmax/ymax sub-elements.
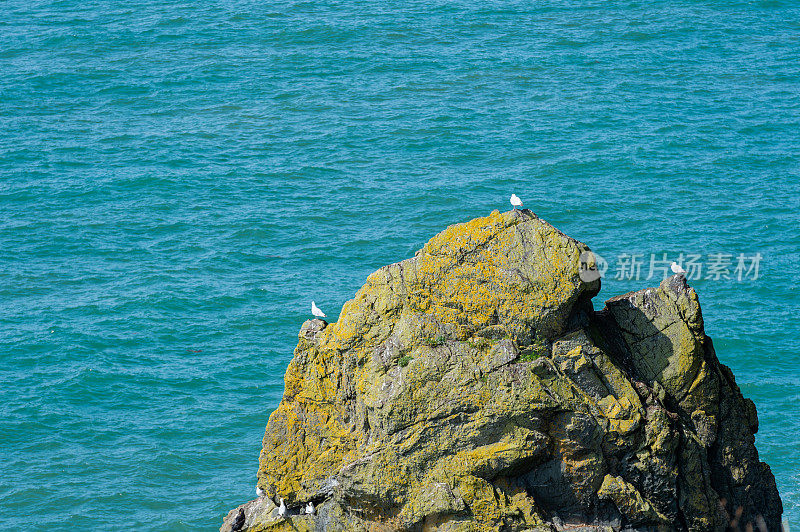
<box><xmin>222</xmin><ymin>210</ymin><xmax>782</xmax><ymax>532</ymax></box>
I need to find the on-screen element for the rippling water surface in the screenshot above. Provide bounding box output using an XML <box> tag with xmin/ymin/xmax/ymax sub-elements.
<box><xmin>1</xmin><ymin>1</ymin><xmax>798</xmax><ymax>529</ymax></box>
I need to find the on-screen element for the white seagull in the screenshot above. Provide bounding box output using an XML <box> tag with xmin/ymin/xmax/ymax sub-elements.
<box><xmin>671</xmin><ymin>262</ymin><xmax>687</xmax><ymax>275</ymax></box>
<box><xmin>256</xmin><ymin>486</ymin><xmax>265</xmax><ymax>498</ymax></box>
<box><xmin>305</xmin><ymin>501</ymin><xmax>315</xmax><ymax>515</ymax></box>
<box><xmin>510</xmin><ymin>194</ymin><xmax>523</xmax><ymax>209</ymax></box>
<box><xmin>278</xmin><ymin>498</ymin><xmax>287</xmax><ymax>519</ymax></box>
<box><xmin>311</xmin><ymin>301</ymin><xmax>326</xmax><ymax>318</ymax></box>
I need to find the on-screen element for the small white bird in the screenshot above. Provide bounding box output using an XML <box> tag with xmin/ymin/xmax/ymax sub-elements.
<box><xmin>671</xmin><ymin>262</ymin><xmax>687</xmax><ymax>275</ymax></box>
<box><xmin>304</xmin><ymin>501</ymin><xmax>315</xmax><ymax>515</ymax></box>
<box><xmin>278</xmin><ymin>498</ymin><xmax>287</xmax><ymax>518</ymax></box>
<box><xmin>256</xmin><ymin>486</ymin><xmax>265</xmax><ymax>498</ymax></box>
<box><xmin>510</xmin><ymin>194</ymin><xmax>523</xmax><ymax>209</ymax></box>
<box><xmin>311</xmin><ymin>301</ymin><xmax>326</xmax><ymax>318</ymax></box>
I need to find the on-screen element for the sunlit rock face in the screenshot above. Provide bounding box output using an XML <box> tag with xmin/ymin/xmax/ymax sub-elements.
<box><xmin>221</xmin><ymin>210</ymin><xmax>782</xmax><ymax>532</ymax></box>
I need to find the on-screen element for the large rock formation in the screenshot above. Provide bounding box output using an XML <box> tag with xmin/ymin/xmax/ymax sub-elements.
<box><xmin>221</xmin><ymin>210</ymin><xmax>782</xmax><ymax>531</ymax></box>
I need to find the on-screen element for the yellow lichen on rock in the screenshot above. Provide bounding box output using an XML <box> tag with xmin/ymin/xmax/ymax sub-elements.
<box><xmin>222</xmin><ymin>210</ymin><xmax>782</xmax><ymax>532</ymax></box>
<box><xmin>251</xmin><ymin>210</ymin><xmax>599</xmax><ymax>528</ymax></box>
<box><xmin>597</xmin><ymin>474</ymin><xmax>667</xmax><ymax>525</ymax></box>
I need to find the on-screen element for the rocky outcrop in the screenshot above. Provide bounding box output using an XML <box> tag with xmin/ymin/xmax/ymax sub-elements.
<box><xmin>221</xmin><ymin>210</ymin><xmax>782</xmax><ymax>531</ymax></box>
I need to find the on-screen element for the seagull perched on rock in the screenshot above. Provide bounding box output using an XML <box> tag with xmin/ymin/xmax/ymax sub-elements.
<box><xmin>510</xmin><ymin>194</ymin><xmax>523</xmax><ymax>209</ymax></box>
<box><xmin>278</xmin><ymin>498</ymin><xmax>287</xmax><ymax>519</ymax></box>
<box><xmin>256</xmin><ymin>486</ymin><xmax>265</xmax><ymax>498</ymax></box>
<box><xmin>671</xmin><ymin>262</ymin><xmax>687</xmax><ymax>275</ymax></box>
<box><xmin>304</xmin><ymin>501</ymin><xmax>315</xmax><ymax>515</ymax></box>
<box><xmin>311</xmin><ymin>301</ymin><xmax>326</xmax><ymax>319</ymax></box>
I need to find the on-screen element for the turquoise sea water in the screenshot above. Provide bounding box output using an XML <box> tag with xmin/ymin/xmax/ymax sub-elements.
<box><xmin>1</xmin><ymin>1</ymin><xmax>798</xmax><ymax>529</ymax></box>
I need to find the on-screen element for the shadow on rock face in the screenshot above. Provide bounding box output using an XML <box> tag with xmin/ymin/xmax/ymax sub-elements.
<box><xmin>590</xmin><ymin>276</ymin><xmax>782</xmax><ymax>531</ymax></box>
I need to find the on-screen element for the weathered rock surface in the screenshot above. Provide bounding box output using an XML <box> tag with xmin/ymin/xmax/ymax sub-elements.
<box><xmin>221</xmin><ymin>210</ymin><xmax>782</xmax><ymax>531</ymax></box>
